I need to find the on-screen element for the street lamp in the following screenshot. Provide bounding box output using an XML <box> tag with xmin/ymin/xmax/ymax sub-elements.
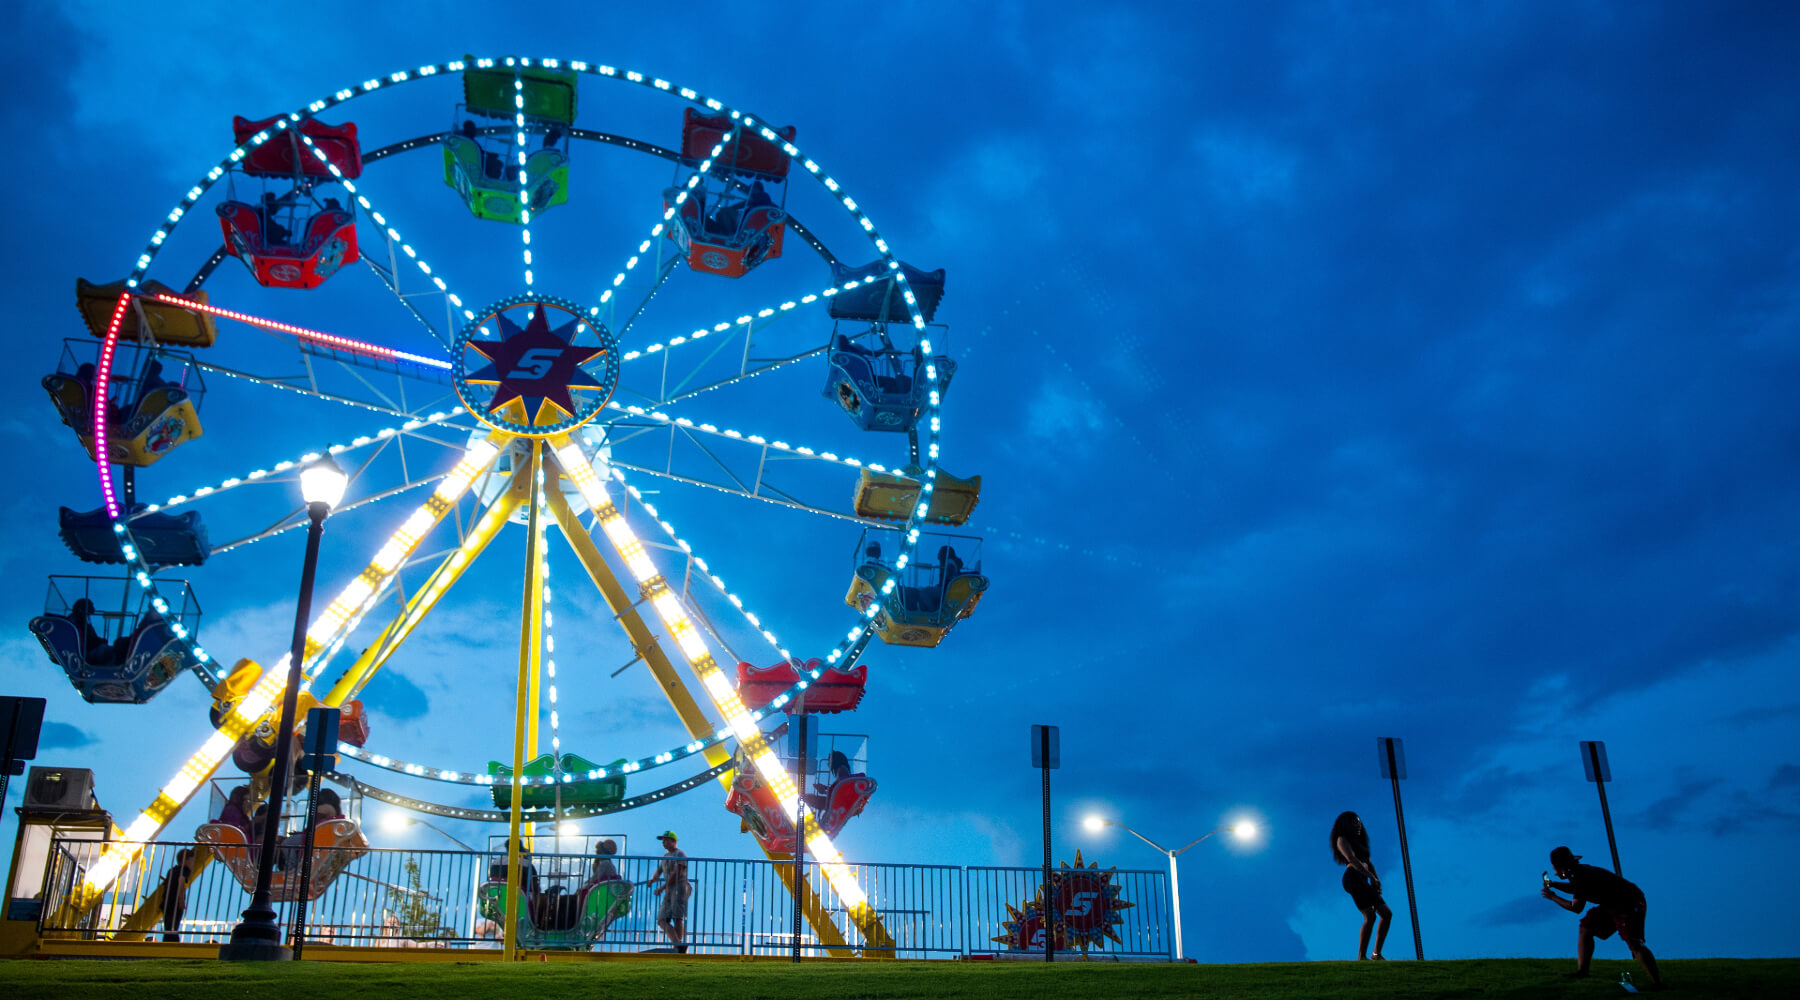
<box><xmin>1083</xmin><ymin>815</ymin><xmax>1256</xmax><ymax>962</ymax></box>
<box><xmin>221</xmin><ymin>452</ymin><xmax>348</xmax><ymax>961</ymax></box>
<box><xmin>381</xmin><ymin>811</ymin><xmax>480</xmax><ymax>853</ymax></box>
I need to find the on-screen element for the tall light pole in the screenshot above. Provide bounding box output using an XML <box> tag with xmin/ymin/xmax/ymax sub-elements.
<box><xmin>1084</xmin><ymin>815</ymin><xmax>1256</xmax><ymax>962</ymax></box>
<box><xmin>221</xmin><ymin>453</ymin><xmax>348</xmax><ymax>961</ymax></box>
<box><xmin>381</xmin><ymin>811</ymin><xmax>480</xmax><ymax>853</ymax></box>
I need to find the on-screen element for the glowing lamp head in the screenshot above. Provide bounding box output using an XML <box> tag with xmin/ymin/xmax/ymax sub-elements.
<box><xmin>380</xmin><ymin>811</ymin><xmax>412</xmax><ymax>833</ymax></box>
<box><xmin>1083</xmin><ymin>815</ymin><xmax>1108</xmax><ymax>833</ymax></box>
<box><xmin>559</xmin><ymin>821</ymin><xmax>580</xmax><ymax>836</ymax></box>
<box><xmin>1232</xmin><ymin>821</ymin><xmax>1257</xmax><ymax>840</ymax></box>
<box><xmin>301</xmin><ymin>452</ymin><xmax>350</xmax><ymax>509</ymax></box>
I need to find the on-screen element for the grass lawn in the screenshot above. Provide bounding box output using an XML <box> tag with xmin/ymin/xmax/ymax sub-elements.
<box><xmin>3</xmin><ymin>957</ymin><xmax>1795</xmax><ymax>1000</ymax></box>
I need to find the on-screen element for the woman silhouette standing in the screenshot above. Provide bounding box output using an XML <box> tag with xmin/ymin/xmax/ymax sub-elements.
<box><xmin>1331</xmin><ymin>811</ymin><xmax>1392</xmax><ymax>960</ymax></box>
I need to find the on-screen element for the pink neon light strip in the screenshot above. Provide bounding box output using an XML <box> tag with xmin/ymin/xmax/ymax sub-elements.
<box><xmin>94</xmin><ymin>291</ymin><xmax>134</xmax><ymax>519</ymax></box>
<box><xmin>149</xmin><ymin>293</ymin><xmax>453</xmax><ymax>370</ymax></box>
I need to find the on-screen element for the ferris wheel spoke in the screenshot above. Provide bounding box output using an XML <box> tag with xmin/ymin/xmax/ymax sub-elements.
<box><xmin>603</xmin><ymin>403</ymin><xmax>894</xmax><ymax>473</ymax></box>
<box><xmin>618</xmin><ymin>268</ymin><xmax>890</xmax><ymax>362</ymax></box>
<box><xmin>191</xmin><ymin>357</ymin><xmax>471</xmax><ymax>424</ymax></box>
<box><xmin>209</xmin><ymin>471</ymin><xmax>443</xmax><ymax>556</ymax></box>
<box><xmin>295</xmin><ymin>132</ymin><xmax>484</xmax><ymax>334</ymax></box>
<box><xmin>585</xmin><ymin>121</ymin><xmax>744</xmax><ymax>324</ymax></box>
<box><xmin>144</xmin><ymin>408</ymin><xmax>466</xmax><ymax>514</ymax></box>
<box><xmin>359</xmin><ymin>249</ymin><xmax>456</xmax><ymax>352</ymax></box>
<box><xmin>608</xmin><ymin>461</ymin><xmax>862</xmax><ymax>525</ymax></box>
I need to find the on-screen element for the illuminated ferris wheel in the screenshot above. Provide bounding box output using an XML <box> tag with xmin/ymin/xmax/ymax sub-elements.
<box><xmin>32</xmin><ymin>55</ymin><xmax>988</xmax><ymax>951</ymax></box>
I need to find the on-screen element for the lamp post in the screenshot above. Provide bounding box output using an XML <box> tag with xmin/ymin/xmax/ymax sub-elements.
<box><xmin>381</xmin><ymin>812</ymin><xmax>480</xmax><ymax>853</ymax></box>
<box><xmin>1084</xmin><ymin>815</ymin><xmax>1256</xmax><ymax>962</ymax></box>
<box><xmin>220</xmin><ymin>453</ymin><xmax>347</xmax><ymax>961</ymax></box>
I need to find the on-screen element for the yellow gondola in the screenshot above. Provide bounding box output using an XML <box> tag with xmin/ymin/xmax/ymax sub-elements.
<box><xmin>75</xmin><ymin>279</ymin><xmax>217</xmax><ymax>348</ymax></box>
<box><xmin>851</xmin><ymin>466</ymin><xmax>981</xmax><ymax>526</ymax></box>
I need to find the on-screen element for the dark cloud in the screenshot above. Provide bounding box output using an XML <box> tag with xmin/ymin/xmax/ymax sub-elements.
<box><xmin>36</xmin><ymin>721</ymin><xmax>96</xmax><ymax>750</ymax></box>
<box><xmin>1632</xmin><ymin>778</ymin><xmax>1723</xmax><ymax>832</ymax></box>
<box><xmin>359</xmin><ymin>669</ymin><xmax>430</xmax><ymax>722</ymax></box>
<box><xmin>1768</xmin><ymin>765</ymin><xmax>1800</xmax><ymax>792</ymax></box>
<box><xmin>1474</xmin><ymin>894</ymin><xmax>1560</xmax><ymax>929</ymax></box>
<box><xmin>1723</xmin><ymin>704</ymin><xmax>1800</xmax><ymax>727</ymax></box>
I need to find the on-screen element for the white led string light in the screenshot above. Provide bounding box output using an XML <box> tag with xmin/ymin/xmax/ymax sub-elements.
<box><xmin>615</xmin><ymin>271</ymin><xmax>897</xmax><ymax>362</ymax></box>
<box><xmin>536</xmin><ymin>463</ymin><xmax>564</xmax><ymax>777</ymax></box>
<box><xmin>514</xmin><ymin>68</ymin><xmax>535</xmax><ymax>287</ymax></box>
<box><xmin>143</xmin><ymin>409</ymin><xmax>465</xmax><ymax>512</ymax></box>
<box><xmin>602</xmin><ymin>401</ymin><xmax>890</xmax><ymax>473</ymax></box>
<box><xmin>298</xmin><ymin>131</ymin><xmax>477</xmax><ymax>324</ymax></box>
<box><xmin>84</xmin><ymin>58</ymin><xmax>936</xmax><ymax>928</ymax></box>
<box><xmin>589</xmin><ymin>121</ymin><xmax>735</xmax><ymax>318</ymax></box>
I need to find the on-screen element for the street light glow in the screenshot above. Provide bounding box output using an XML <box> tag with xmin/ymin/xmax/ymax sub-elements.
<box><xmin>300</xmin><ymin>452</ymin><xmax>350</xmax><ymax>508</ymax></box>
<box><xmin>1083</xmin><ymin>815</ymin><xmax>1106</xmax><ymax>832</ymax></box>
<box><xmin>381</xmin><ymin>811</ymin><xmax>412</xmax><ymax>833</ymax></box>
<box><xmin>1234</xmin><ymin>821</ymin><xmax>1257</xmax><ymax>840</ymax></box>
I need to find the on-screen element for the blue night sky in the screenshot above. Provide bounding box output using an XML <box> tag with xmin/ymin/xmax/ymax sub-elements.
<box><xmin>4</xmin><ymin>0</ymin><xmax>1798</xmax><ymax>962</ymax></box>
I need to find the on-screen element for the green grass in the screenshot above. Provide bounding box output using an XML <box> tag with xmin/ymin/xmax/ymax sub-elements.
<box><xmin>3</xmin><ymin>957</ymin><xmax>1795</xmax><ymax>1000</ymax></box>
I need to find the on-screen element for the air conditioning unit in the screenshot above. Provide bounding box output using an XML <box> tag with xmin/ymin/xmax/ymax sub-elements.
<box><xmin>23</xmin><ymin>767</ymin><xmax>98</xmax><ymax>811</ymax></box>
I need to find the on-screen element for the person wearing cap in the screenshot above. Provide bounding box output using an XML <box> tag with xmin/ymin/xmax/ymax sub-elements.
<box><xmin>1541</xmin><ymin>846</ymin><xmax>1663</xmax><ymax>988</ymax></box>
<box><xmin>648</xmin><ymin>830</ymin><xmax>690</xmax><ymax>953</ymax></box>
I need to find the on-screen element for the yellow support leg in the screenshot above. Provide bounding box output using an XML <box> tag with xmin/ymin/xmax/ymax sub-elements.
<box><xmin>316</xmin><ymin>461</ymin><xmax>527</xmax><ymax>708</ymax></box>
<box><xmin>504</xmin><ymin>441</ymin><xmax>543</xmax><ymax>962</ymax></box>
<box><xmin>539</xmin><ymin>457</ymin><xmax>892</xmax><ymax>956</ymax></box>
<box><xmin>60</xmin><ymin>435</ymin><xmax>508</xmax><ymax>916</ymax></box>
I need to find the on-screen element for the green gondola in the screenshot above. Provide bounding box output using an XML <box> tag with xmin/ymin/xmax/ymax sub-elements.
<box><xmin>487</xmin><ymin>752</ymin><xmax>626</xmax><ymax>809</ymax></box>
<box><xmin>462</xmin><ymin>57</ymin><xmax>578</xmax><ymax>124</ymax></box>
<box><xmin>478</xmin><ymin>876</ymin><xmax>632</xmax><ymax>949</ymax></box>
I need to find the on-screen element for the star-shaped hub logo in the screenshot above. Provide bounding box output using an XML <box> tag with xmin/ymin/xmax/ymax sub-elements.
<box><xmin>453</xmin><ymin>294</ymin><xmax>620</xmax><ymax>437</ymax></box>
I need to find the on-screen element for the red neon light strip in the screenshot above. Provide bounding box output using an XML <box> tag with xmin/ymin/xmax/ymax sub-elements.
<box><xmin>149</xmin><ymin>293</ymin><xmax>453</xmax><ymax>370</ymax></box>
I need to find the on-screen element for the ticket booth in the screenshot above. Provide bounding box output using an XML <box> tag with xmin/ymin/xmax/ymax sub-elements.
<box><xmin>2</xmin><ymin>767</ymin><xmax>112</xmax><ymax>957</ymax></box>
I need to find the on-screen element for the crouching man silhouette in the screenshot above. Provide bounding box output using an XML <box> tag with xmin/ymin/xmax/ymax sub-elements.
<box><xmin>1540</xmin><ymin>846</ymin><xmax>1663</xmax><ymax>990</ymax></box>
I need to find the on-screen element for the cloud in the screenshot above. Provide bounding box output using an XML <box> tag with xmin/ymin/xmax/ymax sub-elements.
<box><xmin>1632</xmin><ymin>777</ymin><xmax>1723</xmax><ymax>833</ymax></box>
<box><xmin>359</xmin><ymin>667</ymin><xmax>430</xmax><ymax>722</ymax></box>
<box><xmin>37</xmin><ymin>721</ymin><xmax>96</xmax><ymax>750</ymax></box>
<box><xmin>1473</xmin><ymin>894</ymin><xmax>1560</xmax><ymax>928</ymax></box>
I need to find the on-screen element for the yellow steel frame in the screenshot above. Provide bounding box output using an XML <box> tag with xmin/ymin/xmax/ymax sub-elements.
<box><xmin>50</xmin><ymin>426</ymin><xmax>895</xmax><ymax>956</ymax></box>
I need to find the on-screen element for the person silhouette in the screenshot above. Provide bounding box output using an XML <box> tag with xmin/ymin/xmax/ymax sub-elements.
<box><xmin>1331</xmin><ymin>811</ymin><xmax>1392</xmax><ymax>960</ymax></box>
<box><xmin>1541</xmin><ymin>846</ymin><xmax>1663</xmax><ymax>988</ymax></box>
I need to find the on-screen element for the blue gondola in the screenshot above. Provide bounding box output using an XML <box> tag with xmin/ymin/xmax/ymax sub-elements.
<box><xmin>820</xmin><ymin>333</ymin><xmax>956</xmax><ymax>434</ymax></box>
<box><xmin>843</xmin><ymin>530</ymin><xmax>986</xmax><ymax>648</ymax></box>
<box><xmin>59</xmin><ymin>504</ymin><xmax>210</xmax><ymax>566</ymax></box>
<box><xmin>826</xmin><ymin>260</ymin><xmax>946</xmax><ymax>325</ymax></box>
<box><xmin>29</xmin><ymin>575</ymin><xmax>204</xmax><ymax>704</ymax></box>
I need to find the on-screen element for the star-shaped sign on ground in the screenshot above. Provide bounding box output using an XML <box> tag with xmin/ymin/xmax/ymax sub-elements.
<box><xmin>464</xmin><ymin>304</ymin><xmax>606</xmax><ymax>425</ymax></box>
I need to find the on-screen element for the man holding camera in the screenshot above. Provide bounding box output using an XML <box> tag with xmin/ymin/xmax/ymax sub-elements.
<box><xmin>1540</xmin><ymin>846</ymin><xmax>1663</xmax><ymax>989</ymax></box>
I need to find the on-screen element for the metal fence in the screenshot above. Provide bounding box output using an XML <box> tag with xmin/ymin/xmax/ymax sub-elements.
<box><xmin>38</xmin><ymin>837</ymin><xmax>1171</xmax><ymax>959</ymax></box>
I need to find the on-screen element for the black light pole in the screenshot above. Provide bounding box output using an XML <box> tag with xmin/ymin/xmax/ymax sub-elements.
<box><xmin>791</xmin><ymin>694</ymin><xmax>808</xmax><ymax>963</ymax></box>
<box><xmin>1031</xmin><ymin>724</ymin><xmax>1059</xmax><ymax>963</ymax></box>
<box><xmin>221</xmin><ymin>453</ymin><xmax>346</xmax><ymax>962</ymax></box>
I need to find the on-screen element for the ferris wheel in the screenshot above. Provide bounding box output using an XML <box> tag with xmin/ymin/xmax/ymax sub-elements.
<box><xmin>33</xmin><ymin>56</ymin><xmax>988</xmax><ymax>951</ymax></box>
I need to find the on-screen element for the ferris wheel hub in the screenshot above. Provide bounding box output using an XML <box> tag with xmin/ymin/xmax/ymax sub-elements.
<box><xmin>453</xmin><ymin>294</ymin><xmax>619</xmax><ymax>437</ymax></box>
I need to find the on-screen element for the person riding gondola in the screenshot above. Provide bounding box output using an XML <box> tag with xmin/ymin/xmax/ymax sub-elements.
<box><xmin>802</xmin><ymin>750</ymin><xmax>854</xmax><ymax>811</ymax></box>
<box><xmin>69</xmin><ymin>598</ymin><xmax>110</xmax><ymax>665</ymax></box>
<box><xmin>258</xmin><ymin>192</ymin><xmax>290</xmax><ymax>246</ymax></box>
